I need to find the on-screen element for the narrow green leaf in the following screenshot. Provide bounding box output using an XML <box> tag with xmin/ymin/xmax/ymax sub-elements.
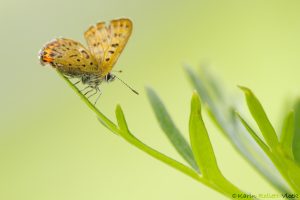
<box><xmin>236</xmin><ymin>113</ymin><xmax>271</xmax><ymax>155</ymax></box>
<box><xmin>115</xmin><ymin>104</ymin><xmax>129</xmax><ymax>132</ymax></box>
<box><xmin>293</xmin><ymin>100</ymin><xmax>300</xmax><ymax>164</ymax></box>
<box><xmin>189</xmin><ymin>91</ymin><xmax>221</xmax><ymax>178</ymax></box>
<box><xmin>146</xmin><ymin>87</ymin><xmax>199</xmax><ymax>172</ymax></box>
<box><xmin>280</xmin><ymin>111</ymin><xmax>295</xmax><ymax>160</ymax></box>
<box><xmin>184</xmin><ymin>65</ymin><xmax>214</xmax><ymax>105</ymax></box>
<box><xmin>239</xmin><ymin>86</ymin><xmax>279</xmax><ymax>149</ymax></box>
<box><xmin>199</xmin><ymin>65</ymin><xmax>225</xmax><ymax>100</ymax></box>
<box><xmin>189</xmin><ymin>92</ymin><xmax>245</xmax><ymax>195</ymax></box>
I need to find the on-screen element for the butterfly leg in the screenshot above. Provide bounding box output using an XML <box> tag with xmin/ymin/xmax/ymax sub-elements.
<box><xmin>80</xmin><ymin>85</ymin><xmax>92</xmax><ymax>92</ymax></box>
<box><xmin>73</xmin><ymin>80</ymin><xmax>81</xmax><ymax>85</ymax></box>
<box><xmin>94</xmin><ymin>88</ymin><xmax>102</xmax><ymax>106</ymax></box>
<box><xmin>87</xmin><ymin>88</ymin><xmax>98</xmax><ymax>99</ymax></box>
<box><xmin>63</xmin><ymin>75</ymin><xmax>74</xmax><ymax>79</ymax></box>
<box><xmin>83</xmin><ymin>88</ymin><xmax>94</xmax><ymax>96</ymax></box>
<box><xmin>63</xmin><ymin>75</ymin><xmax>80</xmax><ymax>85</ymax></box>
<box><xmin>86</xmin><ymin>87</ymin><xmax>101</xmax><ymax>105</ymax></box>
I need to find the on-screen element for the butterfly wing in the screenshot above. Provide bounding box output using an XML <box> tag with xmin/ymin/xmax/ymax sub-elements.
<box><xmin>84</xmin><ymin>22</ymin><xmax>109</xmax><ymax>69</ymax></box>
<box><xmin>39</xmin><ymin>38</ymin><xmax>98</xmax><ymax>77</ymax></box>
<box><xmin>84</xmin><ymin>18</ymin><xmax>133</xmax><ymax>76</ymax></box>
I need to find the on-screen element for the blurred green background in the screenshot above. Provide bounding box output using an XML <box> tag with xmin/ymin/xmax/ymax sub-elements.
<box><xmin>1</xmin><ymin>0</ymin><xmax>300</xmax><ymax>199</ymax></box>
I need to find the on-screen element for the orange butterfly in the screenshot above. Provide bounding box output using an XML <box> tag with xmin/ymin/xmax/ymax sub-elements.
<box><xmin>39</xmin><ymin>18</ymin><xmax>138</xmax><ymax>103</ymax></box>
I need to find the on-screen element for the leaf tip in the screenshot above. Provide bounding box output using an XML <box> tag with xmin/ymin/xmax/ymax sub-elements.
<box><xmin>115</xmin><ymin>104</ymin><xmax>122</xmax><ymax>114</ymax></box>
<box><xmin>238</xmin><ymin>85</ymin><xmax>252</xmax><ymax>95</ymax></box>
<box><xmin>238</xmin><ymin>85</ymin><xmax>248</xmax><ymax>91</ymax></box>
<box><xmin>145</xmin><ymin>86</ymin><xmax>155</xmax><ymax>96</ymax></box>
<box><xmin>233</xmin><ymin>109</ymin><xmax>239</xmax><ymax>116</ymax></box>
<box><xmin>191</xmin><ymin>91</ymin><xmax>201</xmax><ymax>109</ymax></box>
<box><xmin>192</xmin><ymin>90</ymin><xmax>199</xmax><ymax>99</ymax></box>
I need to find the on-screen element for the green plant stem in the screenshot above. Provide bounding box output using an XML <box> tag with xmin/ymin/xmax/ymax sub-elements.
<box><xmin>270</xmin><ymin>149</ymin><xmax>300</xmax><ymax>193</ymax></box>
<box><xmin>115</xmin><ymin>105</ymin><xmax>245</xmax><ymax>199</ymax></box>
<box><xmin>119</xmin><ymin>130</ymin><xmax>235</xmax><ymax>196</ymax></box>
<box><xmin>57</xmin><ymin>71</ymin><xmax>119</xmax><ymax>134</ymax></box>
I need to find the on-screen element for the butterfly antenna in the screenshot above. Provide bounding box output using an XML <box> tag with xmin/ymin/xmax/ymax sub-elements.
<box><xmin>112</xmin><ymin>70</ymin><xmax>123</xmax><ymax>73</ymax></box>
<box><xmin>113</xmin><ymin>75</ymin><xmax>139</xmax><ymax>95</ymax></box>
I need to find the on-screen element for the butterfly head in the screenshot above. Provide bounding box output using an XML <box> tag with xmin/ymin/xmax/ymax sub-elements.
<box><xmin>105</xmin><ymin>73</ymin><xmax>116</xmax><ymax>82</ymax></box>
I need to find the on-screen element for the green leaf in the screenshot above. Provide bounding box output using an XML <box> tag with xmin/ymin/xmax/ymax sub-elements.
<box><xmin>189</xmin><ymin>92</ymin><xmax>244</xmax><ymax>195</ymax></box>
<box><xmin>146</xmin><ymin>87</ymin><xmax>199</xmax><ymax>172</ymax></box>
<box><xmin>189</xmin><ymin>91</ymin><xmax>221</xmax><ymax>178</ymax></box>
<box><xmin>293</xmin><ymin>100</ymin><xmax>300</xmax><ymax>164</ymax></box>
<box><xmin>239</xmin><ymin>86</ymin><xmax>279</xmax><ymax>149</ymax></box>
<box><xmin>280</xmin><ymin>111</ymin><xmax>295</xmax><ymax>160</ymax></box>
<box><xmin>236</xmin><ymin>113</ymin><xmax>271</xmax><ymax>156</ymax></box>
<box><xmin>184</xmin><ymin>65</ymin><xmax>214</xmax><ymax>105</ymax></box>
<box><xmin>115</xmin><ymin>104</ymin><xmax>129</xmax><ymax>132</ymax></box>
<box><xmin>198</xmin><ymin>65</ymin><xmax>225</xmax><ymax>101</ymax></box>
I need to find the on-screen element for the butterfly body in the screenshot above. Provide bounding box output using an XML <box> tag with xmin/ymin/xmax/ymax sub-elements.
<box><xmin>39</xmin><ymin>18</ymin><xmax>133</xmax><ymax>89</ymax></box>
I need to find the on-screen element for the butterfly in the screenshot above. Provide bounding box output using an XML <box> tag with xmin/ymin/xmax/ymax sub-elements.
<box><xmin>39</xmin><ymin>18</ymin><xmax>138</xmax><ymax>103</ymax></box>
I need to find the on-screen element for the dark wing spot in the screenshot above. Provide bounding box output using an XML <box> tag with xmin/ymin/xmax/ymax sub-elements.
<box><xmin>81</xmin><ymin>50</ymin><xmax>90</xmax><ymax>59</ymax></box>
<box><xmin>82</xmin><ymin>64</ymin><xmax>86</xmax><ymax>67</ymax></box>
<box><xmin>111</xmin><ymin>43</ymin><xmax>119</xmax><ymax>47</ymax></box>
<box><xmin>69</xmin><ymin>54</ymin><xmax>77</xmax><ymax>58</ymax></box>
<box><xmin>109</xmin><ymin>50</ymin><xmax>114</xmax><ymax>54</ymax></box>
<box><xmin>90</xmin><ymin>62</ymin><xmax>93</xmax><ymax>65</ymax></box>
<box><xmin>50</xmin><ymin>53</ymin><xmax>56</xmax><ymax>57</ymax></box>
<box><xmin>77</xmin><ymin>59</ymin><xmax>80</xmax><ymax>62</ymax></box>
<box><xmin>105</xmin><ymin>58</ymin><xmax>110</xmax><ymax>61</ymax></box>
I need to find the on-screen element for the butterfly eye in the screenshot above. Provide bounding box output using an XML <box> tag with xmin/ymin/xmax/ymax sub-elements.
<box><xmin>105</xmin><ymin>73</ymin><xmax>115</xmax><ymax>82</ymax></box>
